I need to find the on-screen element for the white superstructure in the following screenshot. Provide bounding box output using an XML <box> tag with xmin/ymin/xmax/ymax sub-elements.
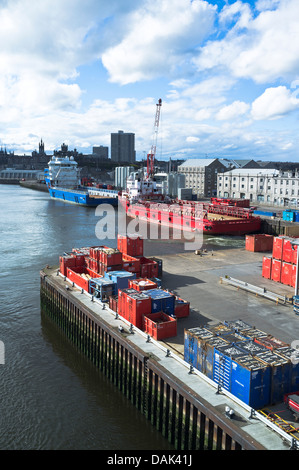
<box><xmin>124</xmin><ymin>172</ymin><xmax>162</xmax><ymax>203</ymax></box>
<box><xmin>47</xmin><ymin>155</ymin><xmax>80</xmax><ymax>188</ymax></box>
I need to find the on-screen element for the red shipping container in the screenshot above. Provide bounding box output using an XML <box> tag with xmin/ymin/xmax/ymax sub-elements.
<box><xmin>59</xmin><ymin>255</ymin><xmax>76</xmax><ymax>276</ymax></box>
<box><xmin>109</xmin><ymin>295</ymin><xmax>118</xmax><ymax>312</ymax></box>
<box><xmin>138</xmin><ymin>257</ymin><xmax>159</xmax><ymax>278</ymax></box>
<box><xmin>262</xmin><ymin>256</ymin><xmax>272</xmax><ymax>279</ymax></box>
<box><xmin>174</xmin><ymin>298</ymin><xmax>190</xmax><ymax>318</ymax></box>
<box><xmin>281</xmin><ymin>262</ymin><xmax>292</xmax><ymax>286</ymax></box>
<box><xmin>128</xmin><ymin>278</ymin><xmax>158</xmax><ymax>291</ymax></box>
<box><xmin>66</xmin><ymin>266</ymin><xmax>102</xmax><ymax>291</ymax></box>
<box><xmin>143</xmin><ymin>312</ymin><xmax>177</xmax><ymax>340</ymax></box>
<box><xmin>271</xmin><ymin>258</ymin><xmax>281</xmax><ymax>282</ymax></box>
<box><xmin>245</xmin><ymin>234</ymin><xmax>273</xmax><ymax>252</ymax></box>
<box><xmin>282</xmin><ymin>238</ymin><xmax>297</xmax><ymax>264</ymax></box>
<box><xmin>122</xmin><ymin>254</ymin><xmax>141</xmax><ymax>273</ymax></box>
<box><xmin>100</xmin><ymin>248</ymin><xmax>122</xmax><ymax>266</ymax></box>
<box><xmin>118</xmin><ymin>289</ymin><xmax>151</xmax><ymax>330</ymax></box>
<box><xmin>254</xmin><ymin>336</ymin><xmax>288</xmax><ymax>351</ymax></box>
<box><xmin>272</xmin><ymin>236</ymin><xmax>284</xmax><ymax>260</ymax></box>
<box><xmin>117</xmin><ymin>235</ymin><xmax>143</xmax><ymax>257</ymax></box>
<box><xmin>291</xmin><ymin>264</ymin><xmax>297</xmax><ymax>288</ymax></box>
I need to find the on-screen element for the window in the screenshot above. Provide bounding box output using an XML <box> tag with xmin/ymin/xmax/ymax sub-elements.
<box><xmin>250</xmin><ymin>185</ymin><xmax>253</xmax><ymax>189</ymax></box>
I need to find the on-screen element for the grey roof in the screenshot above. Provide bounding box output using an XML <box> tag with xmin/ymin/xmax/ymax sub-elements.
<box><xmin>179</xmin><ymin>158</ymin><xmax>218</xmax><ymax>168</ymax></box>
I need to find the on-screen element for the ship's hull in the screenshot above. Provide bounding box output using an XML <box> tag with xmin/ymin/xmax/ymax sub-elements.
<box><xmin>48</xmin><ymin>186</ymin><xmax>118</xmax><ymax>207</ymax></box>
<box><xmin>119</xmin><ymin>196</ymin><xmax>261</xmax><ymax>236</ymax></box>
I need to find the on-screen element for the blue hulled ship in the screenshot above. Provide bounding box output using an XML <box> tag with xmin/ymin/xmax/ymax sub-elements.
<box><xmin>44</xmin><ymin>155</ymin><xmax>118</xmax><ymax>207</ymax></box>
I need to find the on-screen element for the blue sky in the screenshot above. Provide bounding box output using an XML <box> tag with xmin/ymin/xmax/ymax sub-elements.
<box><xmin>1</xmin><ymin>0</ymin><xmax>299</xmax><ymax>162</ymax></box>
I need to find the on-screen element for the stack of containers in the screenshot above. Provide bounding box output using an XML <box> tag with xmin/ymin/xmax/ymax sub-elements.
<box><xmin>184</xmin><ymin>321</ymin><xmax>299</xmax><ymax>407</ymax></box>
<box><xmin>118</xmin><ymin>288</ymin><xmax>152</xmax><ymax>330</ymax></box>
<box><xmin>104</xmin><ymin>270</ymin><xmax>136</xmax><ymax>292</ymax></box>
<box><xmin>146</xmin><ymin>289</ymin><xmax>175</xmax><ymax>317</ymax></box>
<box><xmin>262</xmin><ymin>235</ymin><xmax>298</xmax><ymax>287</ymax></box>
<box><xmin>88</xmin><ymin>246</ymin><xmax>123</xmax><ymax>275</ymax></box>
<box><xmin>117</xmin><ymin>235</ymin><xmax>160</xmax><ymax>278</ymax></box>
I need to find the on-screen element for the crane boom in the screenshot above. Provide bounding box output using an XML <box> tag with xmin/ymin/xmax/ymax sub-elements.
<box><xmin>147</xmin><ymin>98</ymin><xmax>162</xmax><ymax>178</ymax></box>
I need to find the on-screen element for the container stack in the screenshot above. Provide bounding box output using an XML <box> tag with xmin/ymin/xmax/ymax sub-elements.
<box><xmin>245</xmin><ymin>234</ymin><xmax>274</xmax><ymax>252</ymax></box>
<box><xmin>262</xmin><ymin>235</ymin><xmax>298</xmax><ymax>287</ymax></box>
<box><xmin>184</xmin><ymin>319</ymin><xmax>299</xmax><ymax>408</ymax></box>
<box><xmin>89</xmin><ymin>246</ymin><xmax>123</xmax><ymax>276</ymax></box>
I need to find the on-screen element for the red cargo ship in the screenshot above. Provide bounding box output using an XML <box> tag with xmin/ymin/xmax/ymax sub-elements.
<box><xmin>119</xmin><ymin>97</ymin><xmax>261</xmax><ymax>236</ymax></box>
<box><xmin>118</xmin><ymin>176</ymin><xmax>261</xmax><ymax>236</ymax></box>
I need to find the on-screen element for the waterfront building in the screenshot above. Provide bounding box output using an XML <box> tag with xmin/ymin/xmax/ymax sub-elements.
<box><xmin>216</xmin><ymin>168</ymin><xmax>299</xmax><ymax>206</ymax></box>
<box><xmin>178</xmin><ymin>158</ymin><xmax>226</xmax><ymax>198</ymax></box>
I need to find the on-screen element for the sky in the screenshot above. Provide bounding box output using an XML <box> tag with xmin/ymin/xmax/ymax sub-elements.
<box><xmin>1</xmin><ymin>0</ymin><xmax>299</xmax><ymax>162</ymax></box>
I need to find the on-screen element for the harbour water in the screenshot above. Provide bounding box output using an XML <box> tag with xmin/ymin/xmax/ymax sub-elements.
<box><xmin>0</xmin><ymin>184</ymin><xmax>245</xmax><ymax>450</ymax></box>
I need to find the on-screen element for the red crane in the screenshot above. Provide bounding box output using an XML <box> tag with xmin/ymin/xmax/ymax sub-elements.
<box><xmin>147</xmin><ymin>98</ymin><xmax>162</xmax><ymax>178</ymax></box>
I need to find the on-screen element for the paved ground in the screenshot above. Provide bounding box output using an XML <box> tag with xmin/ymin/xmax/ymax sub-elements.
<box><xmin>143</xmin><ymin>239</ymin><xmax>298</xmax><ymax>355</ymax></box>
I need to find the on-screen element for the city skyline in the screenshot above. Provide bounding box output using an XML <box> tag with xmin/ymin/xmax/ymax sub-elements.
<box><xmin>1</xmin><ymin>0</ymin><xmax>299</xmax><ymax>161</ymax></box>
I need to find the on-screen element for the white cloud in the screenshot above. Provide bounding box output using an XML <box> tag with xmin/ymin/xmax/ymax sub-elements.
<box><xmin>194</xmin><ymin>0</ymin><xmax>299</xmax><ymax>84</ymax></box>
<box><xmin>251</xmin><ymin>86</ymin><xmax>299</xmax><ymax>120</ymax></box>
<box><xmin>101</xmin><ymin>0</ymin><xmax>216</xmax><ymax>84</ymax></box>
<box><xmin>216</xmin><ymin>100</ymin><xmax>250</xmax><ymax>121</ymax></box>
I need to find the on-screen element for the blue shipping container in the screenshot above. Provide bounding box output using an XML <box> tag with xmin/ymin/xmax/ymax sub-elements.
<box><xmin>184</xmin><ymin>327</ymin><xmax>214</xmax><ymax>369</ymax></box>
<box><xmin>104</xmin><ymin>270</ymin><xmax>136</xmax><ymax>292</ymax></box>
<box><xmin>201</xmin><ymin>336</ymin><xmax>230</xmax><ymax>379</ymax></box>
<box><xmin>146</xmin><ymin>289</ymin><xmax>175</xmax><ymax>315</ymax></box>
<box><xmin>255</xmin><ymin>350</ymin><xmax>291</xmax><ymax>404</ymax></box>
<box><xmin>275</xmin><ymin>347</ymin><xmax>299</xmax><ymax>393</ymax></box>
<box><xmin>283</xmin><ymin>210</ymin><xmax>295</xmax><ymax>222</ymax></box>
<box><xmin>231</xmin><ymin>355</ymin><xmax>271</xmax><ymax>409</ymax></box>
<box><xmin>213</xmin><ymin>344</ymin><xmax>246</xmax><ymax>392</ymax></box>
<box><xmin>254</xmin><ymin>210</ymin><xmax>276</xmax><ymax>217</ymax></box>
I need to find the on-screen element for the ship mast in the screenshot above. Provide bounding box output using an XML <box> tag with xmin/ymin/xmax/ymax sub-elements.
<box><xmin>147</xmin><ymin>98</ymin><xmax>162</xmax><ymax>178</ymax></box>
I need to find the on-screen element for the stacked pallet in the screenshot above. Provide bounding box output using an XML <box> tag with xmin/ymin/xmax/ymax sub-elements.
<box><xmin>262</xmin><ymin>236</ymin><xmax>298</xmax><ymax>287</ymax></box>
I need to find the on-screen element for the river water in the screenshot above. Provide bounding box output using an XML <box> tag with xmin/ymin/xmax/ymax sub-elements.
<box><xmin>0</xmin><ymin>184</ymin><xmax>244</xmax><ymax>450</ymax></box>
